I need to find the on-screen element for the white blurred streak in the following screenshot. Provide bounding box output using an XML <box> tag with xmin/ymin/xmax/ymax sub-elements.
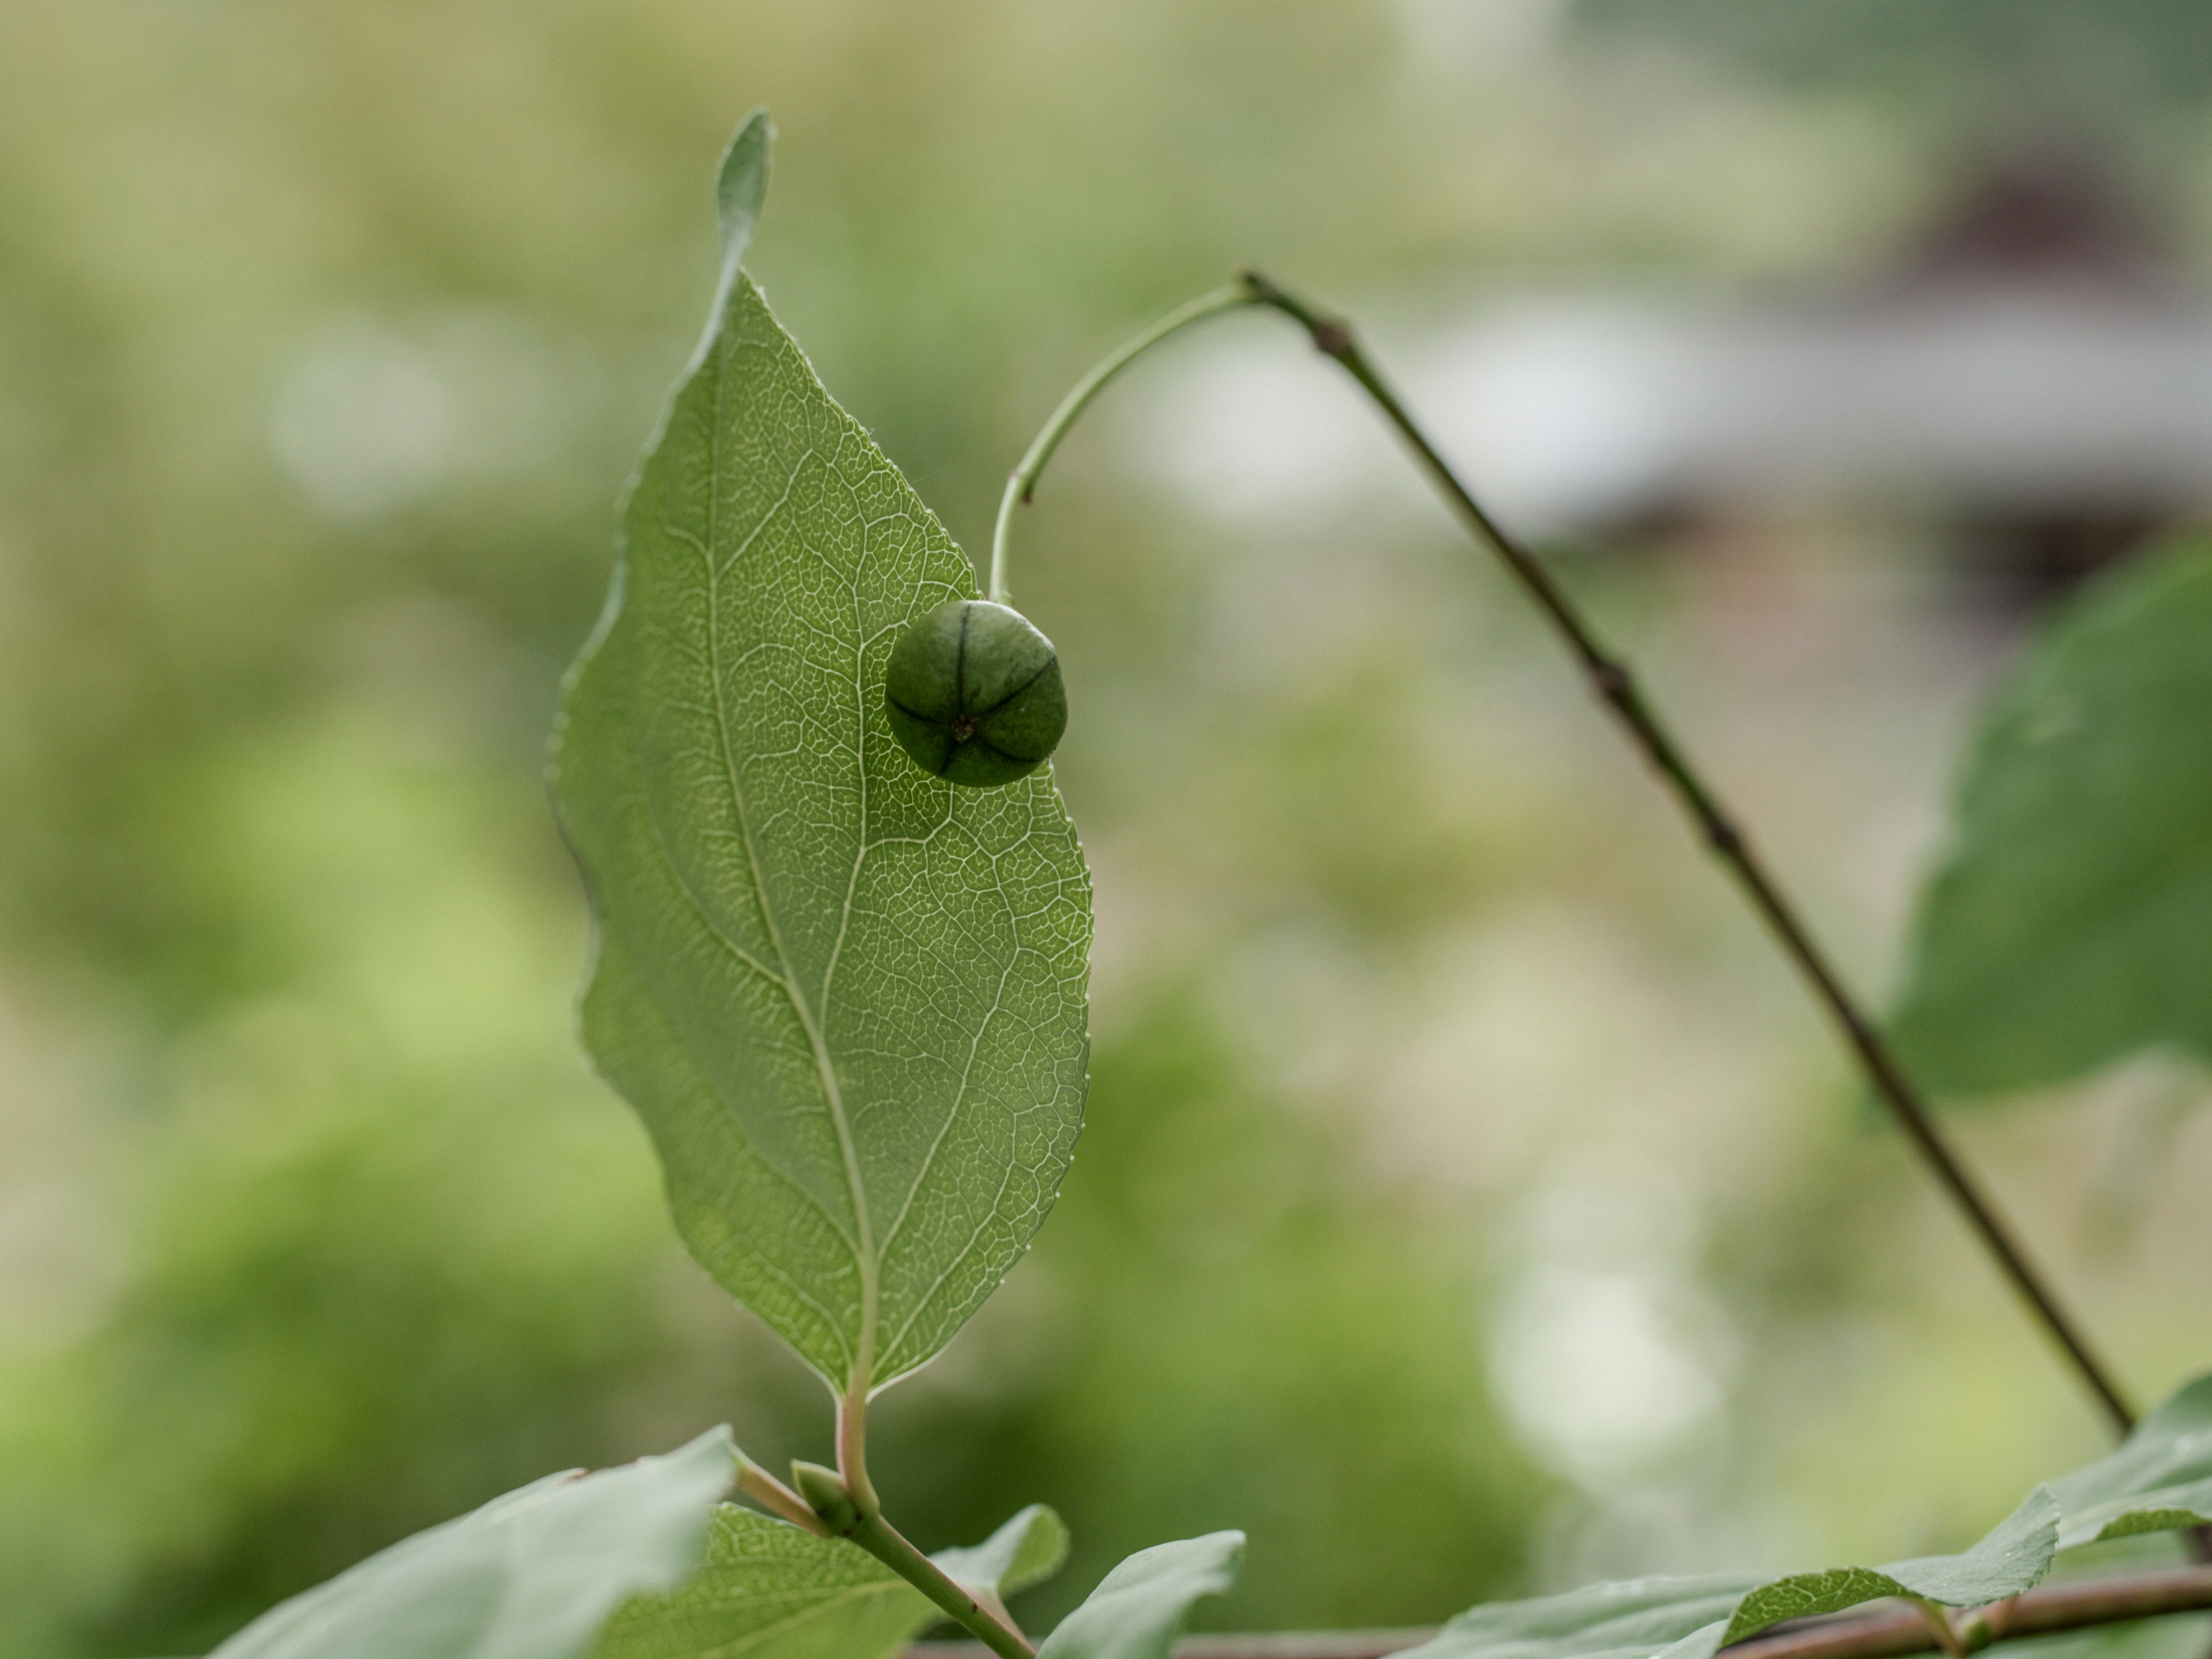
<box><xmin>1489</xmin><ymin>1168</ymin><xmax>1740</xmax><ymax>1490</ymax></box>
<box><xmin>272</xmin><ymin>320</ymin><xmax>455</xmax><ymax>518</ymax></box>
<box><xmin>1493</xmin><ymin>1265</ymin><xmax>1731</xmax><ymax>1484</ymax></box>
<box><xmin>1393</xmin><ymin>0</ymin><xmax>1571</xmax><ymax>74</ymax></box>
<box><xmin>0</xmin><ymin>988</ymin><xmax>127</xmax><ymax>1357</ymax></box>
<box><xmin>1131</xmin><ymin>332</ymin><xmax>1380</xmax><ymax>527</ymax></box>
<box><xmin>1124</xmin><ymin>283</ymin><xmax>2212</xmax><ymax>535</ymax></box>
<box><xmin>271</xmin><ymin>309</ymin><xmax>608</xmax><ymax>520</ymax></box>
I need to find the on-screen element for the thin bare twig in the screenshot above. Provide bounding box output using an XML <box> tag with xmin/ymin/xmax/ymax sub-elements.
<box><xmin>1233</xmin><ymin>266</ymin><xmax>2136</xmax><ymax>1436</ymax></box>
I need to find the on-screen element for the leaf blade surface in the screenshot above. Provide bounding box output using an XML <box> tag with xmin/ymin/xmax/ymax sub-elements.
<box><xmin>1893</xmin><ymin>544</ymin><xmax>2212</xmax><ymax>1096</ymax></box>
<box><xmin>2053</xmin><ymin>1370</ymin><xmax>2212</xmax><ymax>1547</ymax></box>
<box><xmin>592</xmin><ymin>1502</ymin><xmax>1071</xmax><ymax>1659</ymax></box>
<box><xmin>209</xmin><ymin>1429</ymin><xmax>734</xmax><ymax>1659</ymax></box>
<box><xmin>1035</xmin><ymin>1532</ymin><xmax>1245</xmax><ymax>1659</ymax></box>
<box><xmin>555</xmin><ymin>116</ymin><xmax>1092</xmax><ymax>1391</ymax></box>
<box><xmin>1402</xmin><ymin>1488</ymin><xmax>2059</xmax><ymax>1659</ymax></box>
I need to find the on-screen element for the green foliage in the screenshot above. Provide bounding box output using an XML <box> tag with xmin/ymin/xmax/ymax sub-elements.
<box><xmin>553</xmin><ymin>115</ymin><xmax>1093</xmax><ymax>1396</ymax></box>
<box><xmin>1396</xmin><ymin>1576</ymin><xmax>1762</xmax><ymax>1659</ymax></box>
<box><xmin>933</xmin><ymin>1504</ymin><xmax>1072</xmax><ymax>1603</ymax></box>
<box><xmin>593</xmin><ymin>1503</ymin><xmax>1066</xmax><ymax>1659</ymax></box>
<box><xmin>943</xmin><ymin>982</ymin><xmax>1546</xmax><ymax>1631</ymax></box>
<box><xmin>1034</xmin><ymin>1533</ymin><xmax>1245</xmax><ymax>1659</ymax></box>
<box><xmin>209</xmin><ymin>1429</ymin><xmax>733</xmax><ymax>1659</ymax></box>
<box><xmin>18</xmin><ymin>1</ymin><xmax>2186</xmax><ymax>1651</ymax></box>
<box><xmin>1894</xmin><ymin>545</ymin><xmax>2212</xmax><ymax>1097</ymax></box>
<box><xmin>1402</xmin><ymin>1490</ymin><xmax>2054</xmax><ymax>1659</ymax></box>
<box><xmin>1408</xmin><ymin>1371</ymin><xmax>2212</xmax><ymax>1659</ymax></box>
<box><xmin>2053</xmin><ymin>1373</ymin><xmax>2212</xmax><ymax>1546</ymax></box>
<box><xmin>1717</xmin><ymin>1486</ymin><xmax>2055</xmax><ymax>1643</ymax></box>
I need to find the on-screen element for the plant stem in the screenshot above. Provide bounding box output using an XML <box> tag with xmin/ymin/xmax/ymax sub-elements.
<box><xmin>821</xmin><ymin>1396</ymin><xmax>1036</xmax><ymax>1659</ymax></box>
<box><xmin>993</xmin><ymin>266</ymin><xmax>2137</xmax><ymax>1435</ymax></box>
<box><xmin>899</xmin><ymin>1563</ymin><xmax>2212</xmax><ymax>1659</ymax></box>
<box><xmin>848</xmin><ymin>1506</ymin><xmax>1037</xmax><ymax>1659</ymax></box>
<box><xmin>988</xmin><ymin>282</ymin><xmax>1256</xmax><ymax>604</ymax></box>
<box><xmin>1229</xmin><ymin>267</ymin><xmax>2136</xmax><ymax>1437</ymax></box>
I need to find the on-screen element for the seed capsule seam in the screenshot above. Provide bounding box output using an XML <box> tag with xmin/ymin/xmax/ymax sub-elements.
<box><xmin>967</xmin><ymin>733</ymin><xmax>1037</xmax><ymax>768</ymax></box>
<box><xmin>954</xmin><ymin>603</ymin><xmax>972</xmax><ymax>711</ymax></box>
<box><xmin>884</xmin><ymin>691</ymin><xmax>944</xmax><ymax>725</ymax></box>
<box><xmin>961</xmin><ymin>654</ymin><xmax>1057</xmax><ymax>722</ymax></box>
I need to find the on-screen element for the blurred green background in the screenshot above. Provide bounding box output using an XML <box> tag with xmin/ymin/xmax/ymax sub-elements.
<box><xmin>3</xmin><ymin>4</ymin><xmax>2211</xmax><ymax>1656</ymax></box>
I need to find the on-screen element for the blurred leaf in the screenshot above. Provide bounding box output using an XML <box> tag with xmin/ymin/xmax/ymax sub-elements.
<box><xmin>1035</xmin><ymin>1533</ymin><xmax>1244</xmax><ymax>1659</ymax></box>
<box><xmin>208</xmin><ymin>1428</ymin><xmax>733</xmax><ymax>1659</ymax></box>
<box><xmin>592</xmin><ymin>1501</ymin><xmax>1067</xmax><ymax>1659</ymax></box>
<box><xmin>1392</xmin><ymin>1577</ymin><xmax>1760</xmax><ymax>1659</ymax></box>
<box><xmin>2054</xmin><ymin>1371</ymin><xmax>2212</xmax><ymax>1546</ymax></box>
<box><xmin>1402</xmin><ymin>1490</ymin><xmax>2058</xmax><ymax>1659</ymax></box>
<box><xmin>935</xmin><ymin>1504</ymin><xmax>1073</xmax><ymax>1603</ymax></box>
<box><xmin>1894</xmin><ymin>545</ymin><xmax>2212</xmax><ymax>1097</ymax></box>
<box><xmin>1718</xmin><ymin>1485</ymin><xmax>2056</xmax><ymax>1641</ymax></box>
<box><xmin>1996</xmin><ymin>1611</ymin><xmax>2212</xmax><ymax>1659</ymax></box>
<box><xmin>553</xmin><ymin>116</ymin><xmax>1092</xmax><ymax>1394</ymax></box>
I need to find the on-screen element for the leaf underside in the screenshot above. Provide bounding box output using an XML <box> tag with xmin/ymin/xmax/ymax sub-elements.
<box><xmin>2053</xmin><ymin>1372</ymin><xmax>2212</xmax><ymax>1547</ymax></box>
<box><xmin>209</xmin><ymin>1429</ymin><xmax>734</xmax><ymax>1659</ymax></box>
<box><xmin>555</xmin><ymin>115</ymin><xmax>1092</xmax><ymax>1394</ymax></box>
<box><xmin>1410</xmin><ymin>1371</ymin><xmax>2212</xmax><ymax>1659</ymax></box>
<box><xmin>1402</xmin><ymin>1490</ymin><xmax>2057</xmax><ymax>1659</ymax></box>
<box><xmin>1893</xmin><ymin>543</ymin><xmax>2212</xmax><ymax>1097</ymax></box>
<box><xmin>1035</xmin><ymin>1532</ymin><xmax>1246</xmax><ymax>1659</ymax></box>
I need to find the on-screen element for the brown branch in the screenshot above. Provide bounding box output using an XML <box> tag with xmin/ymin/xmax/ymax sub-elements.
<box><xmin>1231</xmin><ymin>265</ymin><xmax>2137</xmax><ymax>1438</ymax></box>
<box><xmin>904</xmin><ymin>1564</ymin><xmax>2212</xmax><ymax>1659</ymax></box>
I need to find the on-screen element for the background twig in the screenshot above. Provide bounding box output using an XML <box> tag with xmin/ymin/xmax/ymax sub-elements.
<box><xmin>1232</xmin><ymin>266</ymin><xmax>2137</xmax><ymax>1437</ymax></box>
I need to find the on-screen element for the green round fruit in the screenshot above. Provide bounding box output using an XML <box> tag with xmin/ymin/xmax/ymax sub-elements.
<box><xmin>884</xmin><ymin>599</ymin><xmax>1068</xmax><ymax>788</ymax></box>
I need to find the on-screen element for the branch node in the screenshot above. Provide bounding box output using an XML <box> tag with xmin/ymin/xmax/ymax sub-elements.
<box><xmin>1589</xmin><ymin>659</ymin><xmax>1633</xmax><ymax>702</ymax></box>
<box><xmin>1310</xmin><ymin>319</ymin><xmax>1353</xmax><ymax>357</ymax></box>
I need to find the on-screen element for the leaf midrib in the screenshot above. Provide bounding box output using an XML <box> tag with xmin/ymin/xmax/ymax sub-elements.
<box><xmin>698</xmin><ymin>334</ymin><xmax>878</xmax><ymax>1387</ymax></box>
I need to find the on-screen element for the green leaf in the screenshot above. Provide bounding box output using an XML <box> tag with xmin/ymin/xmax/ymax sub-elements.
<box><xmin>2053</xmin><ymin>1370</ymin><xmax>2212</xmax><ymax>1547</ymax></box>
<box><xmin>553</xmin><ymin>113</ymin><xmax>1093</xmax><ymax>1393</ymax></box>
<box><xmin>934</xmin><ymin>1503</ymin><xmax>1073</xmax><ymax>1602</ymax></box>
<box><xmin>1393</xmin><ymin>1575</ymin><xmax>1762</xmax><ymax>1659</ymax></box>
<box><xmin>1400</xmin><ymin>1490</ymin><xmax>2059</xmax><ymax>1659</ymax></box>
<box><xmin>1035</xmin><ymin>1532</ymin><xmax>1245</xmax><ymax>1659</ymax></box>
<box><xmin>1718</xmin><ymin>1486</ymin><xmax>2057</xmax><ymax>1643</ymax></box>
<box><xmin>208</xmin><ymin>1427</ymin><xmax>734</xmax><ymax>1659</ymax></box>
<box><xmin>592</xmin><ymin>1502</ymin><xmax>1070</xmax><ymax>1659</ymax></box>
<box><xmin>1893</xmin><ymin>543</ymin><xmax>2212</xmax><ymax>1096</ymax></box>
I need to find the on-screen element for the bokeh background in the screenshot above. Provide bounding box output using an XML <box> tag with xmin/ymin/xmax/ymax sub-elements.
<box><xmin>4</xmin><ymin>4</ymin><xmax>2211</xmax><ymax>1656</ymax></box>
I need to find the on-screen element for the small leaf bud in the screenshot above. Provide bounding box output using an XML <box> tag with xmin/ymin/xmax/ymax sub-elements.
<box><xmin>789</xmin><ymin>1460</ymin><xmax>858</xmax><ymax>1533</ymax></box>
<box><xmin>885</xmin><ymin>599</ymin><xmax>1067</xmax><ymax>788</ymax></box>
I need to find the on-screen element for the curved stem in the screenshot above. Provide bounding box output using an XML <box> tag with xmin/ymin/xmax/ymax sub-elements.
<box><xmin>997</xmin><ymin>268</ymin><xmax>2136</xmax><ymax>1436</ymax></box>
<box><xmin>838</xmin><ymin>1385</ymin><xmax>879</xmax><ymax>1517</ymax></box>
<box><xmin>849</xmin><ymin>1506</ymin><xmax>1037</xmax><ymax>1659</ymax></box>
<box><xmin>988</xmin><ymin>282</ymin><xmax>1256</xmax><ymax>603</ymax></box>
<box><xmin>824</xmin><ymin>1393</ymin><xmax>1034</xmax><ymax>1658</ymax></box>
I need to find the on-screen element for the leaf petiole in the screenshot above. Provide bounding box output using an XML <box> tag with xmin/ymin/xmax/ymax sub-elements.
<box><xmin>991</xmin><ymin>261</ymin><xmax>2138</xmax><ymax>1440</ymax></box>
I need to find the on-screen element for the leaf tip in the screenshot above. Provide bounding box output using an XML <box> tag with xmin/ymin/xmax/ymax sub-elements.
<box><xmin>715</xmin><ymin>107</ymin><xmax>775</xmax><ymax>275</ymax></box>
